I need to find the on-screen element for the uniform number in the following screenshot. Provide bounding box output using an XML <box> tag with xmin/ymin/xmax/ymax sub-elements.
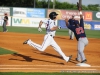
<box><xmin>46</xmin><ymin>24</ymin><xmax>49</xmax><ymax>30</ymax></box>
<box><xmin>46</xmin><ymin>21</ymin><xmax>49</xmax><ymax>30</ymax></box>
<box><xmin>75</xmin><ymin>27</ymin><xmax>84</xmax><ymax>34</ymax></box>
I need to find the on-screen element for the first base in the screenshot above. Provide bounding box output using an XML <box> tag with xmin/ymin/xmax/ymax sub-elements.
<box><xmin>76</xmin><ymin>63</ymin><xmax>91</xmax><ymax>67</ymax></box>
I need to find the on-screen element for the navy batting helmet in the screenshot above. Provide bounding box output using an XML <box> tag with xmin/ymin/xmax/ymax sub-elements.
<box><xmin>49</xmin><ymin>12</ymin><xmax>58</xmax><ymax>20</ymax></box>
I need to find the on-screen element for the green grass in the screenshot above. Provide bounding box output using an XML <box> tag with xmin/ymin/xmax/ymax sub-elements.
<box><xmin>0</xmin><ymin>47</ymin><xmax>16</xmax><ymax>55</ymax></box>
<box><xmin>0</xmin><ymin>72</ymin><xmax>99</xmax><ymax>75</ymax></box>
<box><xmin>2</xmin><ymin>26</ymin><xmax>46</xmax><ymax>34</ymax></box>
<box><xmin>85</xmin><ymin>30</ymin><xmax>100</xmax><ymax>38</ymax></box>
<box><xmin>0</xmin><ymin>26</ymin><xmax>100</xmax><ymax>38</ymax></box>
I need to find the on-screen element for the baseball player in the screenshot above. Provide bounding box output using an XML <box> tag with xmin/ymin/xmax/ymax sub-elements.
<box><xmin>68</xmin><ymin>15</ymin><xmax>75</xmax><ymax>40</ymax></box>
<box><xmin>3</xmin><ymin>13</ymin><xmax>8</xmax><ymax>32</ymax></box>
<box><xmin>65</xmin><ymin>11</ymin><xmax>88</xmax><ymax>63</ymax></box>
<box><xmin>23</xmin><ymin>12</ymin><xmax>72</xmax><ymax>62</ymax></box>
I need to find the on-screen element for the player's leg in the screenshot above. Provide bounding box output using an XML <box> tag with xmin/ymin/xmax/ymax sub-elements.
<box><xmin>3</xmin><ymin>22</ymin><xmax>6</xmax><ymax>32</ymax></box>
<box><xmin>77</xmin><ymin>38</ymin><xmax>87</xmax><ymax>63</ymax></box>
<box><xmin>50</xmin><ymin>39</ymin><xmax>72</xmax><ymax>62</ymax></box>
<box><xmin>84</xmin><ymin>37</ymin><xmax>88</xmax><ymax>46</ymax></box>
<box><xmin>27</xmin><ymin>39</ymin><xmax>42</xmax><ymax>50</ymax></box>
<box><xmin>2</xmin><ymin>22</ymin><xmax>6</xmax><ymax>32</ymax></box>
<box><xmin>76</xmin><ymin>49</ymin><xmax>81</xmax><ymax>62</ymax></box>
<box><xmin>5</xmin><ymin>21</ymin><xmax>8</xmax><ymax>31</ymax></box>
<box><xmin>2</xmin><ymin>22</ymin><xmax>4</xmax><ymax>32</ymax></box>
<box><xmin>69</xmin><ymin>29</ymin><xmax>72</xmax><ymax>39</ymax></box>
<box><xmin>71</xmin><ymin>31</ymin><xmax>74</xmax><ymax>40</ymax></box>
<box><xmin>24</xmin><ymin>34</ymin><xmax>52</xmax><ymax>51</ymax></box>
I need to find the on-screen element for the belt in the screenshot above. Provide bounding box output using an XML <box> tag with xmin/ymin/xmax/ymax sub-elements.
<box><xmin>50</xmin><ymin>35</ymin><xmax>54</xmax><ymax>38</ymax></box>
<box><xmin>80</xmin><ymin>37</ymin><xmax>85</xmax><ymax>38</ymax></box>
<box><xmin>46</xmin><ymin>33</ymin><xmax>54</xmax><ymax>38</ymax></box>
<box><xmin>50</xmin><ymin>35</ymin><xmax>52</xmax><ymax>37</ymax></box>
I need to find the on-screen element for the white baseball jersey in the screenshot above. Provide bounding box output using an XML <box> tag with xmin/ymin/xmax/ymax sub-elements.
<box><xmin>42</xmin><ymin>19</ymin><xmax>56</xmax><ymax>37</ymax></box>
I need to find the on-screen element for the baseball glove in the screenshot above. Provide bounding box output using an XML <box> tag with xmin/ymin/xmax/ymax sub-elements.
<box><xmin>77</xmin><ymin>2</ymin><xmax>82</xmax><ymax>11</ymax></box>
<box><xmin>38</xmin><ymin>27</ymin><xmax>42</xmax><ymax>32</ymax></box>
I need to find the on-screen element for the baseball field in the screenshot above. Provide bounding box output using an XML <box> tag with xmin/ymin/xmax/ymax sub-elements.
<box><xmin>0</xmin><ymin>26</ymin><xmax>100</xmax><ymax>75</ymax></box>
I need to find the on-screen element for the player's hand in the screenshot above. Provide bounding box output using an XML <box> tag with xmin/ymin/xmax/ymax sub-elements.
<box><xmin>79</xmin><ymin>11</ymin><xmax>82</xmax><ymax>15</ymax></box>
<box><xmin>38</xmin><ymin>27</ymin><xmax>42</xmax><ymax>32</ymax></box>
<box><xmin>58</xmin><ymin>26</ymin><xmax>61</xmax><ymax>29</ymax></box>
<box><xmin>65</xmin><ymin>18</ymin><xmax>69</xmax><ymax>22</ymax></box>
<box><xmin>65</xmin><ymin>18</ymin><xmax>69</xmax><ymax>26</ymax></box>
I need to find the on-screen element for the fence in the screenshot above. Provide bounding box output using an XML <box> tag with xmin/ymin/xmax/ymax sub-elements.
<box><xmin>0</xmin><ymin>7</ymin><xmax>100</xmax><ymax>30</ymax></box>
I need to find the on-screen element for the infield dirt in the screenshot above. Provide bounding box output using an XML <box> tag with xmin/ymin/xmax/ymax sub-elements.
<box><xmin>0</xmin><ymin>32</ymin><xmax>100</xmax><ymax>72</ymax></box>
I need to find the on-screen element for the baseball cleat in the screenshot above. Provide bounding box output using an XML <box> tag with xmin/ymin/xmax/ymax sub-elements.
<box><xmin>68</xmin><ymin>55</ymin><xmax>72</xmax><ymax>62</ymax></box>
<box><xmin>75</xmin><ymin>58</ymin><xmax>81</xmax><ymax>62</ymax></box>
<box><xmin>81</xmin><ymin>59</ymin><xmax>87</xmax><ymax>63</ymax></box>
<box><xmin>23</xmin><ymin>39</ymin><xmax>29</xmax><ymax>44</ymax></box>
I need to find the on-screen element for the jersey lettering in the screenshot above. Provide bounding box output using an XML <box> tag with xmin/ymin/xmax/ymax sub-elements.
<box><xmin>46</xmin><ymin>21</ymin><xmax>49</xmax><ymax>30</ymax></box>
<box><xmin>46</xmin><ymin>20</ymin><xmax>53</xmax><ymax>30</ymax></box>
<box><xmin>75</xmin><ymin>27</ymin><xmax>84</xmax><ymax>34</ymax></box>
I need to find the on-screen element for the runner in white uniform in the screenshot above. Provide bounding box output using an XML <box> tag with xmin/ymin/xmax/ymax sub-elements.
<box><xmin>23</xmin><ymin>12</ymin><xmax>72</xmax><ymax>62</ymax></box>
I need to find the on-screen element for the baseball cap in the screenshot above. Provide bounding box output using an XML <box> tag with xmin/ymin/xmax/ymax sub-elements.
<box><xmin>74</xmin><ymin>20</ymin><xmax>79</xmax><ymax>25</ymax></box>
<box><xmin>4</xmin><ymin>13</ymin><xmax>8</xmax><ymax>15</ymax></box>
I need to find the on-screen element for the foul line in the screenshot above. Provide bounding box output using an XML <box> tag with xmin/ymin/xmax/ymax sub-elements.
<box><xmin>0</xmin><ymin>68</ymin><xmax>97</xmax><ymax>71</ymax></box>
<box><xmin>0</xmin><ymin>65</ymin><xmax>100</xmax><ymax>72</ymax></box>
<box><xmin>0</xmin><ymin>65</ymin><xmax>100</xmax><ymax>67</ymax></box>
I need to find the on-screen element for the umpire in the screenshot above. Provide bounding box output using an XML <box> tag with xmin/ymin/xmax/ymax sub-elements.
<box><xmin>3</xmin><ymin>13</ymin><xmax>8</xmax><ymax>32</ymax></box>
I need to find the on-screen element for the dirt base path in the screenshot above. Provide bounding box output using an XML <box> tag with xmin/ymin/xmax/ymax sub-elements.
<box><xmin>0</xmin><ymin>32</ymin><xmax>100</xmax><ymax>72</ymax></box>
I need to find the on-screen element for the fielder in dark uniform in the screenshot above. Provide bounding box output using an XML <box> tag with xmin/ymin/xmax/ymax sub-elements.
<box><xmin>65</xmin><ymin>13</ymin><xmax>88</xmax><ymax>63</ymax></box>
<box><xmin>3</xmin><ymin>13</ymin><xmax>8</xmax><ymax>32</ymax></box>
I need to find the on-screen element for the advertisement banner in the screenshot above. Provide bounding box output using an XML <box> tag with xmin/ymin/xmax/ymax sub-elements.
<box><xmin>93</xmin><ymin>11</ymin><xmax>100</xmax><ymax>21</ymax></box>
<box><xmin>84</xmin><ymin>21</ymin><xmax>93</xmax><ymax>30</ymax></box>
<box><xmin>84</xmin><ymin>12</ymin><xmax>93</xmax><ymax>21</ymax></box>
<box><xmin>47</xmin><ymin>9</ymin><xmax>93</xmax><ymax>21</ymax></box>
<box><xmin>0</xmin><ymin>16</ymin><xmax>11</xmax><ymax>26</ymax></box>
<box><xmin>12</xmin><ymin>17</ymin><xmax>48</xmax><ymax>27</ymax></box>
<box><xmin>13</xmin><ymin>8</ymin><xmax>27</xmax><ymax>17</ymax></box>
<box><xmin>27</xmin><ymin>8</ymin><xmax>46</xmax><ymax>18</ymax></box>
<box><xmin>0</xmin><ymin>7</ymin><xmax>10</xmax><ymax>16</ymax></box>
<box><xmin>13</xmin><ymin>8</ymin><xmax>46</xmax><ymax>18</ymax></box>
<box><xmin>84</xmin><ymin>21</ymin><xmax>100</xmax><ymax>30</ymax></box>
<box><xmin>58</xmin><ymin>20</ymin><xmax>100</xmax><ymax>30</ymax></box>
<box><xmin>47</xmin><ymin>9</ymin><xmax>87</xmax><ymax>20</ymax></box>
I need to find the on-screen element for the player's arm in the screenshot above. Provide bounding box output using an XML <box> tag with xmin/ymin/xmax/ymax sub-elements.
<box><xmin>65</xmin><ymin>18</ymin><xmax>69</xmax><ymax>27</ymax></box>
<box><xmin>38</xmin><ymin>20</ymin><xmax>43</xmax><ymax>28</ymax></box>
<box><xmin>4</xmin><ymin>17</ymin><xmax>7</xmax><ymax>21</ymax></box>
<box><xmin>6</xmin><ymin>16</ymin><xmax>8</xmax><ymax>20</ymax></box>
<box><xmin>50</xmin><ymin>26</ymin><xmax>58</xmax><ymax>31</ymax></box>
<box><xmin>50</xmin><ymin>21</ymin><xmax>59</xmax><ymax>31</ymax></box>
<box><xmin>77</xmin><ymin>2</ymin><xmax>83</xmax><ymax>16</ymax></box>
<box><xmin>76</xmin><ymin>2</ymin><xmax>84</xmax><ymax>27</ymax></box>
<box><xmin>65</xmin><ymin>18</ymin><xmax>73</xmax><ymax>30</ymax></box>
<box><xmin>78</xmin><ymin>7</ymin><xmax>84</xmax><ymax>27</ymax></box>
<box><xmin>38</xmin><ymin>20</ymin><xmax>43</xmax><ymax>32</ymax></box>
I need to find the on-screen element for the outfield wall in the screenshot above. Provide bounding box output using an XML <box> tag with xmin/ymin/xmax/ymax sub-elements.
<box><xmin>12</xmin><ymin>17</ymin><xmax>46</xmax><ymax>27</ymax></box>
<box><xmin>0</xmin><ymin>7</ymin><xmax>100</xmax><ymax>30</ymax></box>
